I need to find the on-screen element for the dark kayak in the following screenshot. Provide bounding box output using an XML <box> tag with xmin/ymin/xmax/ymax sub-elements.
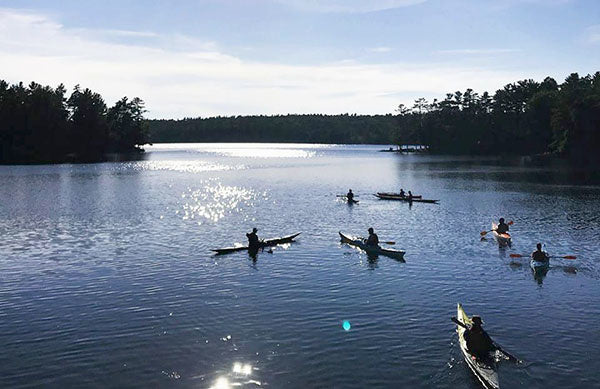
<box><xmin>339</xmin><ymin>232</ymin><xmax>405</xmax><ymax>261</ymax></box>
<box><xmin>374</xmin><ymin>193</ymin><xmax>439</xmax><ymax>203</ymax></box>
<box><xmin>376</xmin><ymin>192</ymin><xmax>422</xmax><ymax>199</ymax></box>
<box><xmin>212</xmin><ymin>232</ymin><xmax>301</xmax><ymax>255</ymax></box>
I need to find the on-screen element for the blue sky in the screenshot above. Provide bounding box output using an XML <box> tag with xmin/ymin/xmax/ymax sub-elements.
<box><xmin>0</xmin><ymin>0</ymin><xmax>598</xmax><ymax>118</ymax></box>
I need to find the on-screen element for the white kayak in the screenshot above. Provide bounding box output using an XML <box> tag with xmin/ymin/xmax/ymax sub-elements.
<box><xmin>491</xmin><ymin>223</ymin><xmax>511</xmax><ymax>245</ymax></box>
<box><xmin>457</xmin><ymin>303</ymin><xmax>500</xmax><ymax>389</ymax></box>
<box><xmin>339</xmin><ymin>232</ymin><xmax>405</xmax><ymax>261</ymax></box>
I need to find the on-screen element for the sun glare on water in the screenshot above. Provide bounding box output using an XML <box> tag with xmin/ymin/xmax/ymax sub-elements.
<box><xmin>210</xmin><ymin>362</ymin><xmax>259</xmax><ymax>389</ymax></box>
<box><xmin>180</xmin><ymin>181</ymin><xmax>266</xmax><ymax>224</ymax></box>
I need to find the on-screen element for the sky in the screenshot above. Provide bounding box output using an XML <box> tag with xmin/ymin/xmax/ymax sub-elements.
<box><xmin>0</xmin><ymin>0</ymin><xmax>598</xmax><ymax>118</ymax></box>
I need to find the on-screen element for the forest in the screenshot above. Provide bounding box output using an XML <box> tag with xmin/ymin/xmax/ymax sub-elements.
<box><xmin>150</xmin><ymin>72</ymin><xmax>600</xmax><ymax>164</ymax></box>
<box><xmin>2</xmin><ymin>72</ymin><xmax>599</xmax><ymax>164</ymax></box>
<box><xmin>0</xmin><ymin>80</ymin><xmax>149</xmax><ymax>164</ymax></box>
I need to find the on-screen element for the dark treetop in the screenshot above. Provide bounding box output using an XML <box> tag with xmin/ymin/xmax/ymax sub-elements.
<box><xmin>149</xmin><ymin>71</ymin><xmax>600</xmax><ymax>164</ymax></box>
<box><xmin>0</xmin><ymin>80</ymin><xmax>149</xmax><ymax>164</ymax></box>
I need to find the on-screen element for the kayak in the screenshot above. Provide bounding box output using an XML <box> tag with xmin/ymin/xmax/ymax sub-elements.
<box><xmin>491</xmin><ymin>223</ymin><xmax>511</xmax><ymax>245</ymax></box>
<box><xmin>340</xmin><ymin>196</ymin><xmax>359</xmax><ymax>204</ymax></box>
<box><xmin>339</xmin><ymin>232</ymin><xmax>405</xmax><ymax>261</ymax></box>
<box><xmin>374</xmin><ymin>193</ymin><xmax>439</xmax><ymax>203</ymax></box>
<box><xmin>376</xmin><ymin>192</ymin><xmax>422</xmax><ymax>199</ymax></box>
<box><xmin>530</xmin><ymin>258</ymin><xmax>550</xmax><ymax>272</ymax></box>
<box><xmin>212</xmin><ymin>232</ymin><xmax>301</xmax><ymax>255</ymax></box>
<box><xmin>337</xmin><ymin>195</ymin><xmax>359</xmax><ymax>204</ymax></box>
<box><xmin>457</xmin><ymin>304</ymin><xmax>500</xmax><ymax>389</ymax></box>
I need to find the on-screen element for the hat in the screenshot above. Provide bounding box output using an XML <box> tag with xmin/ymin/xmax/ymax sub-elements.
<box><xmin>252</xmin><ymin>227</ymin><xmax>258</xmax><ymax>232</ymax></box>
<box><xmin>471</xmin><ymin>315</ymin><xmax>483</xmax><ymax>325</ymax></box>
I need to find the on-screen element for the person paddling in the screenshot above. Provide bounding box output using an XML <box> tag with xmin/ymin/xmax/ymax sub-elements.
<box><xmin>407</xmin><ymin>191</ymin><xmax>413</xmax><ymax>201</ymax></box>
<box><xmin>399</xmin><ymin>188</ymin><xmax>405</xmax><ymax>197</ymax></box>
<box><xmin>365</xmin><ymin>227</ymin><xmax>379</xmax><ymax>247</ymax></box>
<box><xmin>346</xmin><ymin>189</ymin><xmax>355</xmax><ymax>203</ymax></box>
<box><xmin>246</xmin><ymin>228</ymin><xmax>260</xmax><ymax>250</ymax></box>
<box><xmin>531</xmin><ymin>243</ymin><xmax>549</xmax><ymax>262</ymax></box>
<box><xmin>496</xmin><ymin>218</ymin><xmax>509</xmax><ymax>234</ymax></box>
<box><xmin>455</xmin><ymin>315</ymin><xmax>497</xmax><ymax>361</ymax></box>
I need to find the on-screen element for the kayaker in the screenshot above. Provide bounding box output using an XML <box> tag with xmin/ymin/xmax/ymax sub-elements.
<box><xmin>532</xmin><ymin>243</ymin><xmax>549</xmax><ymax>262</ymax></box>
<box><xmin>496</xmin><ymin>218</ymin><xmax>509</xmax><ymax>234</ymax></box>
<box><xmin>407</xmin><ymin>191</ymin><xmax>413</xmax><ymax>201</ymax></box>
<box><xmin>365</xmin><ymin>228</ymin><xmax>379</xmax><ymax>247</ymax></box>
<box><xmin>464</xmin><ymin>316</ymin><xmax>497</xmax><ymax>361</ymax></box>
<box><xmin>347</xmin><ymin>189</ymin><xmax>354</xmax><ymax>202</ymax></box>
<box><xmin>246</xmin><ymin>228</ymin><xmax>260</xmax><ymax>250</ymax></box>
<box><xmin>399</xmin><ymin>188</ymin><xmax>405</xmax><ymax>197</ymax></box>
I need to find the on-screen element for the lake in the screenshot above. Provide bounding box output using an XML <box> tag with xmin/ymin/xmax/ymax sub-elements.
<box><xmin>1</xmin><ymin>143</ymin><xmax>599</xmax><ymax>388</ymax></box>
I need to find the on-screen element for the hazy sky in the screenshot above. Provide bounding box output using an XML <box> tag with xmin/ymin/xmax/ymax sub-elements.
<box><xmin>1</xmin><ymin>0</ymin><xmax>598</xmax><ymax>118</ymax></box>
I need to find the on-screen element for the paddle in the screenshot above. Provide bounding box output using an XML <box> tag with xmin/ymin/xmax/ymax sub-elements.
<box><xmin>451</xmin><ymin>316</ymin><xmax>468</xmax><ymax>329</ymax></box>
<box><xmin>451</xmin><ymin>318</ymin><xmax>521</xmax><ymax>364</ymax></box>
<box><xmin>337</xmin><ymin>194</ymin><xmax>359</xmax><ymax>198</ymax></box>
<box><xmin>509</xmin><ymin>253</ymin><xmax>576</xmax><ymax>260</ymax></box>
<box><xmin>480</xmin><ymin>220</ymin><xmax>514</xmax><ymax>236</ymax></box>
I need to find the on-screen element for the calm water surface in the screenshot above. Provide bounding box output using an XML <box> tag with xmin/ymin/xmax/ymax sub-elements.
<box><xmin>1</xmin><ymin>144</ymin><xmax>599</xmax><ymax>388</ymax></box>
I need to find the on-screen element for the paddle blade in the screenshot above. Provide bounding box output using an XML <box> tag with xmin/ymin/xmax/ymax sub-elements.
<box><xmin>509</xmin><ymin>253</ymin><xmax>524</xmax><ymax>258</ymax></box>
<box><xmin>480</xmin><ymin>230</ymin><xmax>489</xmax><ymax>236</ymax></box>
<box><xmin>563</xmin><ymin>255</ymin><xmax>577</xmax><ymax>260</ymax></box>
<box><xmin>383</xmin><ymin>241</ymin><xmax>396</xmax><ymax>245</ymax></box>
<box><xmin>508</xmin><ymin>220</ymin><xmax>514</xmax><ymax>225</ymax></box>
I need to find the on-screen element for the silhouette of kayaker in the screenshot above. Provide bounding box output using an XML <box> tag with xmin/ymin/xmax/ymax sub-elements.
<box><xmin>532</xmin><ymin>243</ymin><xmax>549</xmax><ymax>262</ymax></box>
<box><xmin>365</xmin><ymin>227</ymin><xmax>379</xmax><ymax>247</ymax></box>
<box><xmin>246</xmin><ymin>228</ymin><xmax>260</xmax><ymax>250</ymax></box>
<box><xmin>347</xmin><ymin>189</ymin><xmax>354</xmax><ymax>202</ymax></box>
<box><xmin>496</xmin><ymin>218</ymin><xmax>509</xmax><ymax>234</ymax></box>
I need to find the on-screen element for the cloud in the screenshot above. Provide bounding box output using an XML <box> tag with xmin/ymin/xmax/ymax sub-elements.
<box><xmin>369</xmin><ymin>47</ymin><xmax>393</xmax><ymax>53</ymax></box>
<box><xmin>584</xmin><ymin>25</ymin><xmax>600</xmax><ymax>44</ymax></box>
<box><xmin>434</xmin><ymin>48</ymin><xmax>520</xmax><ymax>55</ymax></box>
<box><xmin>0</xmin><ymin>8</ymin><xmax>536</xmax><ymax>118</ymax></box>
<box><xmin>272</xmin><ymin>0</ymin><xmax>427</xmax><ymax>13</ymax></box>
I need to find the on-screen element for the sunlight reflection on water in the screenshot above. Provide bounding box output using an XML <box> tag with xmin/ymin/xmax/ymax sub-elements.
<box><xmin>146</xmin><ymin>142</ymin><xmax>329</xmax><ymax>158</ymax></box>
<box><xmin>125</xmin><ymin>160</ymin><xmax>245</xmax><ymax>173</ymax></box>
<box><xmin>210</xmin><ymin>362</ymin><xmax>258</xmax><ymax>389</ymax></box>
<box><xmin>214</xmin><ymin>148</ymin><xmax>316</xmax><ymax>158</ymax></box>
<box><xmin>179</xmin><ymin>181</ymin><xmax>266</xmax><ymax>224</ymax></box>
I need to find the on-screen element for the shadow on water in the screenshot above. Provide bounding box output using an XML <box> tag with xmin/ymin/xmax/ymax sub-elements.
<box><xmin>531</xmin><ymin>266</ymin><xmax>550</xmax><ymax>285</ymax></box>
<box><xmin>366</xmin><ymin>253</ymin><xmax>379</xmax><ymax>270</ymax></box>
<box><xmin>507</xmin><ymin>260</ymin><xmax>579</xmax><ymax>286</ymax></box>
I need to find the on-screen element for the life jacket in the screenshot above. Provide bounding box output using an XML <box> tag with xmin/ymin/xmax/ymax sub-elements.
<box><xmin>247</xmin><ymin>232</ymin><xmax>259</xmax><ymax>247</ymax></box>
<box><xmin>532</xmin><ymin>250</ymin><xmax>548</xmax><ymax>261</ymax></box>
<box><xmin>465</xmin><ymin>327</ymin><xmax>494</xmax><ymax>358</ymax></box>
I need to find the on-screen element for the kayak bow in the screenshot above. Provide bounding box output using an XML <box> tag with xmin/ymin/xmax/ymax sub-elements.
<box><xmin>212</xmin><ymin>232</ymin><xmax>301</xmax><ymax>255</ymax></box>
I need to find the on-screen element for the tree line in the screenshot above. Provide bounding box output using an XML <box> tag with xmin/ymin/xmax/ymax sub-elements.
<box><xmin>149</xmin><ymin>71</ymin><xmax>600</xmax><ymax>164</ymax></box>
<box><xmin>0</xmin><ymin>80</ymin><xmax>149</xmax><ymax>164</ymax></box>
<box><xmin>395</xmin><ymin>72</ymin><xmax>600</xmax><ymax>164</ymax></box>
<box><xmin>2</xmin><ymin>72</ymin><xmax>598</xmax><ymax>164</ymax></box>
<box><xmin>149</xmin><ymin>114</ymin><xmax>398</xmax><ymax>144</ymax></box>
